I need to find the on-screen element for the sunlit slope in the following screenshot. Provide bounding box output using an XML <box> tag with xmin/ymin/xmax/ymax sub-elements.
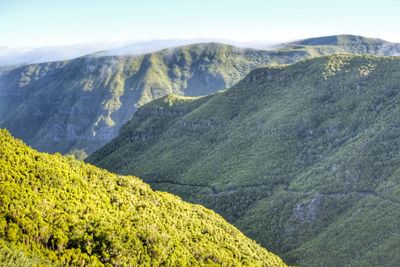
<box><xmin>0</xmin><ymin>129</ymin><xmax>286</xmax><ymax>266</ymax></box>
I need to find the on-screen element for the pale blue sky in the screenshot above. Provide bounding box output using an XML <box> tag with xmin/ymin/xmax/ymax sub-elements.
<box><xmin>1</xmin><ymin>0</ymin><xmax>400</xmax><ymax>47</ymax></box>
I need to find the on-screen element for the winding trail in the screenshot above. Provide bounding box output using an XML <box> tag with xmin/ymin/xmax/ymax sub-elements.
<box><xmin>149</xmin><ymin>180</ymin><xmax>400</xmax><ymax>206</ymax></box>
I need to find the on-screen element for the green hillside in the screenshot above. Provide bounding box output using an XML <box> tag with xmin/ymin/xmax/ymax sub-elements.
<box><xmin>1</xmin><ymin>36</ymin><xmax>399</xmax><ymax>157</ymax></box>
<box><xmin>0</xmin><ymin>129</ymin><xmax>286</xmax><ymax>266</ymax></box>
<box><xmin>89</xmin><ymin>55</ymin><xmax>400</xmax><ymax>266</ymax></box>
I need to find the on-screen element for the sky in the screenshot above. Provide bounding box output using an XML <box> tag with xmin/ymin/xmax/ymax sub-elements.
<box><xmin>1</xmin><ymin>0</ymin><xmax>400</xmax><ymax>47</ymax></box>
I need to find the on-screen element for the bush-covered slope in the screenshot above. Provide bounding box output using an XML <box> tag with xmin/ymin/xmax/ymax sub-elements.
<box><xmin>89</xmin><ymin>55</ymin><xmax>400</xmax><ymax>266</ymax></box>
<box><xmin>2</xmin><ymin>35</ymin><xmax>399</xmax><ymax>157</ymax></box>
<box><xmin>0</xmin><ymin>129</ymin><xmax>286</xmax><ymax>266</ymax></box>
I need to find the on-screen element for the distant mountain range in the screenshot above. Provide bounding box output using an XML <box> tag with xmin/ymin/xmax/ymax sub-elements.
<box><xmin>2</xmin><ymin>35</ymin><xmax>400</xmax><ymax>157</ymax></box>
<box><xmin>88</xmin><ymin>54</ymin><xmax>400</xmax><ymax>266</ymax></box>
<box><xmin>0</xmin><ymin>43</ymin><xmax>291</xmax><ymax>156</ymax></box>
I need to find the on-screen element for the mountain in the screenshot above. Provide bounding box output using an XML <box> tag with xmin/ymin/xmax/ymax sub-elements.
<box><xmin>288</xmin><ymin>35</ymin><xmax>387</xmax><ymax>46</ymax></box>
<box><xmin>0</xmin><ymin>129</ymin><xmax>286</xmax><ymax>266</ymax></box>
<box><xmin>2</xmin><ymin>35</ymin><xmax>400</xmax><ymax>158</ymax></box>
<box><xmin>88</xmin><ymin>54</ymin><xmax>400</xmax><ymax>266</ymax></box>
<box><xmin>0</xmin><ymin>42</ymin><xmax>308</xmax><ymax>157</ymax></box>
<box><xmin>280</xmin><ymin>34</ymin><xmax>400</xmax><ymax>56</ymax></box>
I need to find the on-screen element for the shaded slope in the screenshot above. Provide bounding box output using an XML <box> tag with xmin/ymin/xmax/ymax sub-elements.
<box><xmin>0</xmin><ymin>129</ymin><xmax>286</xmax><ymax>266</ymax></box>
<box><xmin>89</xmin><ymin>55</ymin><xmax>400</xmax><ymax>266</ymax></box>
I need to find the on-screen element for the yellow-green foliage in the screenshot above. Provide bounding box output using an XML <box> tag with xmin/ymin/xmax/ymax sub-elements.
<box><xmin>0</xmin><ymin>129</ymin><xmax>285</xmax><ymax>266</ymax></box>
<box><xmin>163</xmin><ymin>94</ymin><xmax>203</xmax><ymax>106</ymax></box>
<box><xmin>322</xmin><ymin>54</ymin><xmax>352</xmax><ymax>79</ymax></box>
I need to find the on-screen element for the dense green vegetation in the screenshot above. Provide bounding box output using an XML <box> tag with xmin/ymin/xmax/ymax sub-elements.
<box><xmin>0</xmin><ymin>129</ymin><xmax>286</xmax><ymax>266</ymax></box>
<box><xmin>1</xmin><ymin>35</ymin><xmax>399</xmax><ymax>157</ymax></box>
<box><xmin>89</xmin><ymin>55</ymin><xmax>400</xmax><ymax>266</ymax></box>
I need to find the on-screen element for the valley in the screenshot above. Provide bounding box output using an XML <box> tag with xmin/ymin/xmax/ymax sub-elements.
<box><xmin>88</xmin><ymin>54</ymin><xmax>400</xmax><ymax>266</ymax></box>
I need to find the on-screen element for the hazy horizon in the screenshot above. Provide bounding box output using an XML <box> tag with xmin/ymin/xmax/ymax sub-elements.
<box><xmin>2</xmin><ymin>0</ymin><xmax>400</xmax><ymax>47</ymax></box>
<box><xmin>1</xmin><ymin>33</ymin><xmax>399</xmax><ymax>67</ymax></box>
